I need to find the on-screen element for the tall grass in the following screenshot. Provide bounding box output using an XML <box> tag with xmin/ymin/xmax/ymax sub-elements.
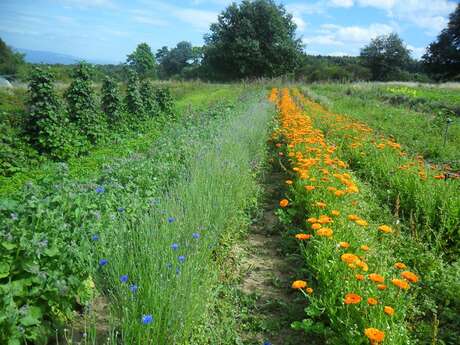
<box><xmin>90</xmin><ymin>95</ymin><xmax>273</xmax><ymax>344</ymax></box>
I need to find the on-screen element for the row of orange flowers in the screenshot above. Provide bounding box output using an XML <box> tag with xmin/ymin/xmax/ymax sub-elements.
<box><xmin>269</xmin><ymin>87</ymin><xmax>419</xmax><ymax>344</ymax></box>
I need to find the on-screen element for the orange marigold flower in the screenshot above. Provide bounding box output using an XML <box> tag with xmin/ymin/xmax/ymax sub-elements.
<box><xmin>367</xmin><ymin>298</ymin><xmax>378</xmax><ymax>306</ymax></box>
<box><xmin>378</xmin><ymin>225</ymin><xmax>393</xmax><ymax>234</ymax></box>
<box><xmin>306</xmin><ymin>287</ymin><xmax>313</xmax><ymax>294</ymax></box>
<box><xmin>401</xmin><ymin>271</ymin><xmax>419</xmax><ymax>283</ymax></box>
<box><xmin>394</xmin><ymin>262</ymin><xmax>407</xmax><ymax>270</ymax></box>
<box><xmin>341</xmin><ymin>253</ymin><xmax>359</xmax><ymax>264</ymax></box>
<box><xmin>318</xmin><ymin>215</ymin><xmax>333</xmax><ymax>224</ymax></box>
<box><xmin>364</xmin><ymin>328</ymin><xmax>385</xmax><ymax>343</ymax></box>
<box><xmin>307</xmin><ymin>217</ymin><xmax>318</xmax><ymax>223</ymax></box>
<box><xmin>377</xmin><ymin>284</ymin><xmax>387</xmax><ymax>290</ymax></box>
<box><xmin>355</xmin><ymin>219</ymin><xmax>368</xmax><ymax>227</ymax></box>
<box><xmin>317</xmin><ymin>228</ymin><xmax>333</xmax><ymax>237</ymax></box>
<box><xmin>360</xmin><ymin>245</ymin><xmax>369</xmax><ymax>251</ymax></box>
<box><xmin>279</xmin><ymin>199</ymin><xmax>289</xmax><ymax>208</ymax></box>
<box><xmin>348</xmin><ymin>214</ymin><xmax>360</xmax><ymax>221</ymax></box>
<box><xmin>285</xmin><ymin>180</ymin><xmax>293</xmax><ymax>185</ymax></box>
<box><xmin>295</xmin><ymin>233</ymin><xmax>312</xmax><ymax>240</ymax></box>
<box><xmin>311</xmin><ymin>223</ymin><xmax>322</xmax><ymax>230</ymax></box>
<box><xmin>392</xmin><ymin>278</ymin><xmax>410</xmax><ymax>290</ymax></box>
<box><xmin>315</xmin><ymin>201</ymin><xmax>327</xmax><ymax>209</ymax></box>
<box><xmin>292</xmin><ymin>280</ymin><xmax>307</xmax><ymax>289</ymax></box>
<box><xmin>384</xmin><ymin>306</ymin><xmax>395</xmax><ymax>316</ymax></box>
<box><xmin>334</xmin><ymin>190</ymin><xmax>346</xmax><ymax>197</ymax></box>
<box><xmin>305</xmin><ymin>185</ymin><xmax>316</xmax><ymax>191</ymax></box>
<box><xmin>355</xmin><ymin>274</ymin><xmax>365</xmax><ymax>281</ymax></box>
<box><xmin>344</xmin><ymin>293</ymin><xmax>362</xmax><ymax>304</ymax></box>
<box><xmin>369</xmin><ymin>273</ymin><xmax>384</xmax><ymax>284</ymax></box>
<box><xmin>331</xmin><ymin>210</ymin><xmax>340</xmax><ymax>216</ymax></box>
<box><xmin>356</xmin><ymin>260</ymin><xmax>369</xmax><ymax>272</ymax></box>
<box><xmin>339</xmin><ymin>241</ymin><xmax>350</xmax><ymax>249</ymax></box>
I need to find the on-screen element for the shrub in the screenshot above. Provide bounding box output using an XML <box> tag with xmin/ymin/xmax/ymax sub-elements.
<box><xmin>154</xmin><ymin>86</ymin><xmax>174</xmax><ymax>116</ymax></box>
<box><xmin>65</xmin><ymin>63</ymin><xmax>105</xmax><ymax>143</ymax></box>
<box><xmin>27</xmin><ymin>68</ymin><xmax>78</xmax><ymax>159</ymax></box>
<box><xmin>101</xmin><ymin>76</ymin><xmax>122</xmax><ymax>125</ymax></box>
<box><xmin>140</xmin><ymin>80</ymin><xmax>160</xmax><ymax>116</ymax></box>
<box><xmin>125</xmin><ymin>69</ymin><xmax>144</xmax><ymax>118</ymax></box>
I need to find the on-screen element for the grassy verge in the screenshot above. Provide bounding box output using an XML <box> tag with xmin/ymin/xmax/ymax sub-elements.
<box><xmin>86</xmin><ymin>91</ymin><xmax>273</xmax><ymax>344</ymax></box>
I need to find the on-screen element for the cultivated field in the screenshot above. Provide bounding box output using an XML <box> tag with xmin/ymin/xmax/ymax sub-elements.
<box><xmin>1</xmin><ymin>81</ymin><xmax>459</xmax><ymax>345</ymax></box>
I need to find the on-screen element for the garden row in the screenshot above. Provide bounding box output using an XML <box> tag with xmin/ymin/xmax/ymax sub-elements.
<box><xmin>0</xmin><ymin>87</ymin><xmax>270</xmax><ymax>344</ymax></box>
<box><xmin>1</xmin><ymin>63</ymin><xmax>173</xmax><ymax>177</ymax></box>
<box><xmin>270</xmin><ymin>88</ymin><xmax>458</xmax><ymax>344</ymax></box>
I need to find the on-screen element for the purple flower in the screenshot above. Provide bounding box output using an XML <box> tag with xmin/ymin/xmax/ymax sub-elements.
<box><xmin>119</xmin><ymin>275</ymin><xmax>128</xmax><ymax>283</ymax></box>
<box><xmin>192</xmin><ymin>232</ymin><xmax>200</xmax><ymax>239</ymax></box>
<box><xmin>141</xmin><ymin>314</ymin><xmax>153</xmax><ymax>324</ymax></box>
<box><xmin>167</xmin><ymin>217</ymin><xmax>175</xmax><ymax>223</ymax></box>
<box><xmin>129</xmin><ymin>284</ymin><xmax>138</xmax><ymax>293</ymax></box>
<box><xmin>99</xmin><ymin>259</ymin><xmax>108</xmax><ymax>266</ymax></box>
<box><xmin>171</xmin><ymin>243</ymin><xmax>179</xmax><ymax>250</ymax></box>
<box><xmin>91</xmin><ymin>234</ymin><xmax>99</xmax><ymax>241</ymax></box>
<box><xmin>178</xmin><ymin>255</ymin><xmax>186</xmax><ymax>263</ymax></box>
<box><xmin>95</xmin><ymin>186</ymin><xmax>105</xmax><ymax>194</ymax></box>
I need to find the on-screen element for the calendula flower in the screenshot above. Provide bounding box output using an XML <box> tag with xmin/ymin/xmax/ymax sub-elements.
<box><xmin>378</xmin><ymin>225</ymin><xmax>393</xmax><ymax>234</ymax></box>
<box><xmin>306</xmin><ymin>287</ymin><xmax>313</xmax><ymax>294</ymax></box>
<box><xmin>315</xmin><ymin>201</ymin><xmax>327</xmax><ymax>208</ymax></box>
<box><xmin>401</xmin><ymin>271</ymin><xmax>419</xmax><ymax>283</ymax></box>
<box><xmin>355</xmin><ymin>219</ymin><xmax>368</xmax><ymax>227</ymax></box>
<box><xmin>364</xmin><ymin>328</ymin><xmax>385</xmax><ymax>343</ymax></box>
<box><xmin>367</xmin><ymin>298</ymin><xmax>378</xmax><ymax>306</ymax></box>
<box><xmin>356</xmin><ymin>260</ymin><xmax>368</xmax><ymax>271</ymax></box>
<box><xmin>279</xmin><ymin>199</ymin><xmax>289</xmax><ymax>208</ymax></box>
<box><xmin>311</xmin><ymin>223</ymin><xmax>322</xmax><ymax>230</ymax></box>
<box><xmin>384</xmin><ymin>306</ymin><xmax>395</xmax><ymax>316</ymax></box>
<box><xmin>392</xmin><ymin>278</ymin><xmax>410</xmax><ymax>290</ymax></box>
<box><xmin>344</xmin><ymin>293</ymin><xmax>362</xmax><ymax>304</ymax></box>
<box><xmin>369</xmin><ymin>273</ymin><xmax>384</xmax><ymax>284</ymax></box>
<box><xmin>285</xmin><ymin>180</ymin><xmax>293</xmax><ymax>185</ymax></box>
<box><xmin>305</xmin><ymin>185</ymin><xmax>316</xmax><ymax>191</ymax></box>
<box><xmin>348</xmin><ymin>214</ymin><xmax>360</xmax><ymax>221</ymax></box>
<box><xmin>394</xmin><ymin>262</ymin><xmax>406</xmax><ymax>270</ymax></box>
<box><xmin>307</xmin><ymin>217</ymin><xmax>318</xmax><ymax>223</ymax></box>
<box><xmin>339</xmin><ymin>241</ymin><xmax>350</xmax><ymax>249</ymax></box>
<box><xmin>341</xmin><ymin>253</ymin><xmax>359</xmax><ymax>264</ymax></box>
<box><xmin>331</xmin><ymin>210</ymin><xmax>340</xmax><ymax>216</ymax></box>
<box><xmin>360</xmin><ymin>245</ymin><xmax>369</xmax><ymax>251</ymax></box>
<box><xmin>295</xmin><ymin>233</ymin><xmax>312</xmax><ymax>240</ymax></box>
<box><xmin>355</xmin><ymin>274</ymin><xmax>365</xmax><ymax>281</ymax></box>
<box><xmin>318</xmin><ymin>215</ymin><xmax>333</xmax><ymax>224</ymax></box>
<box><xmin>377</xmin><ymin>284</ymin><xmax>387</xmax><ymax>290</ymax></box>
<box><xmin>317</xmin><ymin>228</ymin><xmax>333</xmax><ymax>237</ymax></box>
<box><xmin>292</xmin><ymin>280</ymin><xmax>307</xmax><ymax>289</ymax></box>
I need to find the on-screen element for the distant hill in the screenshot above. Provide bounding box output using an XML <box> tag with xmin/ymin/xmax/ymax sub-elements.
<box><xmin>15</xmin><ymin>48</ymin><xmax>117</xmax><ymax>65</ymax></box>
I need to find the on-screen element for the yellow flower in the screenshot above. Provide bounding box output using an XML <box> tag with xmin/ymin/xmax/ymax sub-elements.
<box><xmin>291</xmin><ymin>280</ymin><xmax>307</xmax><ymax>289</ymax></box>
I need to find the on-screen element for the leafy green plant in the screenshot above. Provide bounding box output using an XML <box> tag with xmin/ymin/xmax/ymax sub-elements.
<box><xmin>124</xmin><ymin>69</ymin><xmax>144</xmax><ymax>119</ymax></box>
<box><xmin>101</xmin><ymin>76</ymin><xmax>123</xmax><ymax>125</ymax></box>
<box><xmin>65</xmin><ymin>63</ymin><xmax>106</xmax><ymax>143</ymax></box>
<box><xmin>154</xmin><ymin>86</ymin><xmax>174</xmax><ymax>116</ymax></box>
<box><xmin>140</xmin><ymin>80</ymin><xmax>160</xmax><ymax>116</ymax></box>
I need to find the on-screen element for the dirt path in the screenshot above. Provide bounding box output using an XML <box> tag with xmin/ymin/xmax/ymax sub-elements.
<box><xmin>236</xmin><ymin>168</ymin><xmax>308</xmax><ymax>345</ymax></box>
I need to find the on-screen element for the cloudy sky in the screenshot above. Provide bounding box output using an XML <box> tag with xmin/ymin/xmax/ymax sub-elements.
<box><xmin>0</xmin><ymin>0</ymin><xmax>458</xmax><ymax>63</ymax></box>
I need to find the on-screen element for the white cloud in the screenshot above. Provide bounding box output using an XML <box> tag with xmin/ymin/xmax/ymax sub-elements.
<box><xmin>407</xmin><ymin>44</ymin><xmax>427</xmax><ymax>59</ymax></box>
<box><xmin>303</xmin><ymin>35</ymin><xmax>343</xmax><ymax>46</ymax></box>
<box><xmin>132</xmin><ymin>15</ymin><xmax>169</xmax><ymax>27</ymax></box>
<box><xmin>173</xmin><ymin>9</ymin><xmax>218</xmax><ymax>29</ymax></box>
<box><xmin>329</xmin><ymin>0</ymin><xmax>354</xmax><ymax>8</ymax></box>
<box><xmin>61</xmin><ymin>0</ymin><xmax>116</xmax><ymax>9</ymax></box>
<box><xmin>293</xmin><ymin>15</ymin><xmax>307</xmax><ymax>31</ymax></box>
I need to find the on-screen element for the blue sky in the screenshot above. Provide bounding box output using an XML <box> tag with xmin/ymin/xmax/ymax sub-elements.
<box><xmin>0</xmin><ymin>0</ymin><xmax>458</xmax><ymax>63</ymax></box>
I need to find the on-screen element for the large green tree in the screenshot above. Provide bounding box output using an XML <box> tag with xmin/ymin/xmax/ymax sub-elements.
<box><xmin>0</xmin><ymin>37</ymin><xmax>24</xmax><ymax>76</ymax></box>
<box><xmin>157</xmin><ymin>42</ymin><xmax>203</xmax><ymax>78</ymax></box>
<box><xmin>126</xmin><ymin>42</ymin><xmax>157</xmax><ymax>79</ymax></box>
<box><xmin>360</xmin><ymin>33</ymin><xmax>411</xmax><ymax>81</ymax></box>
<box><xmin>422</xmin><ymin>4</ymin><xmax>460</xmax><ymax>80</ymax></box>
<box><xmin>203</xmin><ymin>0</ymin><xmax>303</xmax><ymax>79</ymax></box>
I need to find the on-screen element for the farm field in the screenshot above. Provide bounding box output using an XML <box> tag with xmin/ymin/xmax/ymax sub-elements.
<box><xmin>1</xmin><ymin>80</ymin><xmax>459</xmax><ymax>345</ymax></box>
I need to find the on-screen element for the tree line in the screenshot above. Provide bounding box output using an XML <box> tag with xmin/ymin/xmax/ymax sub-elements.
<box><xmin>1</xmin><ymin>0</ymin><xmax>459</xmax><ymax>82</ymax></box>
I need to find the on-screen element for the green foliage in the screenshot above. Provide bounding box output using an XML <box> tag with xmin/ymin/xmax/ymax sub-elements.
<box><xmin>101</xmin><ymin>76</ymin><xmax>122</xmax><ymax>124</ymax></box>
<box><xmin>27</xmin><ymin>68</ymin><xmax>80</xmax><ymax>159</ymax></box>
<box><xmin>360</xmin><ymin>33</ymin><xmax>412</xmax><ymax>81</ymax></box>
<box><xmin>124</xmin><ymin>69</ymin><xmax>144</xmax><ymax>119</ymax></box>
<box><xmin>140</xmin><ymin>80</ymin><xmax>160</xmax><ymax>116</ymax></box>
<box><xmin>65</xmin><ymin>63</ymin><xmax>105</xmax><ymax>143</ymax></box>
<box><xmin>0</xmin><ymin>37</ymin><xmax>25</xmax><ymax>76</ymax></box>
<box><xmin>126</xmin><ymin>42</ymin><xmax>157</xmax><ymax>79</ymax></box>
<box><xmin>154</xmin><ymin>86</ymin><xmax>174</xmax><ymax>116</ymax></box>
<box><xmin>423</xmin><ymin>4</ymin><xmax>460</xmax><ymax>81</ymax></box>
<box><xmin>203</xmin><ymin>0</ymin><xmax>303</xmax><ymax>79</ymax></box>
<box><xmin>156</xmin><ymin>42</ymin><xmax>203</xmax><ymax>79</ymax></box>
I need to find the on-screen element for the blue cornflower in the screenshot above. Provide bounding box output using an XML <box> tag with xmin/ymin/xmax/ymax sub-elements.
<box><xmin>178</xmin><ymin>255</ymin><xmax>186</xmax><ymax>263</ymax></box>
<box><xmin>99</xmin><ymin>259</ymin><xmax>108</xmax><ymax>267</ymax></box>
<box><xmin>129</xmin><ymin>284</ymin><xmax>138</xmax><ymax>293</ymax></box>
<box><xmin>192</xmin><ymin>232</ymin><xmax>200</xmax><ymax>239</ymax></box>
<box><xmin>91</xmin><ymin>234</ymin><xmax>99</xmax><ymax>241</ymax></box>
<box><xmin>95</xmin><ymin>186</ymin><xmax>105</xmax><ymax>194</ymax></box>
<box><xmin>175</xmin><ymin>267</ymin><xmax>181</xmax><ymax>275</ymax></box>
<box><xmin>141</xmin><ymin>314</ymin><xmax>153</xmax><ymax>324</ymax></box>
<box><xmin>167</xmin><ymin>217</ymin><xmax>176</xmax><ymax>223</ymax></box>
<box><xmin>117</xmin><ymin>207</ymin><xmax>125</xmax><ymax>213</ymax></box>
<box><xmin>263</xmin><ymin>341</ymin><xmax>272</xmax><ymax>345</ymax></box>
<box><xmin>171</xmin><ymin>243</ymin><xmax>179</xmax><ymax>250</ymax></box>
<box><xmin>119</xmin><ymin>275</ymin><xmax>128</xmax><ymax>283</ymax></box>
